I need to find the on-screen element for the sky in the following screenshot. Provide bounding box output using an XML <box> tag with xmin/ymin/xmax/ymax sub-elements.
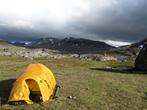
<box><xmin>0</xmin><ymin>0</ymin><xmax>147</xmax><ymax>46</ymax></box>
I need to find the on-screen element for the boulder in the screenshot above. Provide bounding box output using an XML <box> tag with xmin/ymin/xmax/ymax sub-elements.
<box><xmin>135</xmin><ymin>44</ymin><xmax>147</xmax><ymax>70</ymax></box>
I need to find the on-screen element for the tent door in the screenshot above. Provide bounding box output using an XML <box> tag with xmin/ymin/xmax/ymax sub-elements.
<box><xmin>25</xmin><ymin>79</ymin><xmax>42</xmax><ymax>102</ymax></box>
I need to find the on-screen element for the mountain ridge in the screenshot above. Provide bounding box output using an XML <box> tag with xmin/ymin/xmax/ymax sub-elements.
<box><xmin>1</xmin><ymin>37</ymin><xmax>147</xmax><ymax>56</ymax></box>
<box><xmin>27</xmin><ymin>37</ymin><xmax>115</xmax><ymax>54</ymax></box>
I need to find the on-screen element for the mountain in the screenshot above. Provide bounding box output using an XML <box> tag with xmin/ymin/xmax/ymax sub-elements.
<box><xmin>10</xmin><ymin>41</ymin><xmax>31</xmax><ymax>47</ymax></box>
<box><xmin>3</xmin><ymin>37</ymin><xmax>147</xmax><ymax>56</ymax></box>
<box><xmin>130</xmin><ymin>38</ymin><xmax>147</xmax><ymax>48</ymax></box>
<box><xmin>27</xmin><ymin>37</ymin><xmax>115</xmax><ymax>54</ymax></box>
<box><xmin>109</xmin><ymin>38</ymin><xmax>147</xmax><ymax>56</ymax></box>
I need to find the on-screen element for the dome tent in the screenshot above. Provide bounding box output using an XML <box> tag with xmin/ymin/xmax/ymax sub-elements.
<box><xmin>8</xmin><ymin>64</ymin><xmax>57</xmax><ymax>104</ymax></box>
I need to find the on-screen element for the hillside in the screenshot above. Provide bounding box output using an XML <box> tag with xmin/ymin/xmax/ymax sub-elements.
<box><xmin>0</xmin><ymin>39</ymin><xmax>62</xmax><ymax>58</ymax></box>
<box><xmin>0</xmin><ymin>40</ymin><xmax>17</xmax><ymax>48</ymax></box>
<box><xmin>26</xmin><ymin>37</ymin><xmax>115</xmax><ymax>54</ymax></box>
<box><xmin>109</xmin><ymin>38</ymin><xmax>147</xmax><ymax>56</ymax></box>
<box><xmin>2</xmin><ymin>37</ymin><xmax>147</xmax><ymax>58</ymax></box>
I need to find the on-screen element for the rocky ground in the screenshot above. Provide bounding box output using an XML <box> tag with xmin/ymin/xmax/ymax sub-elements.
<box><xmin>0</xmin><ymin>40</ymin><xmax>133</xmax><ymax>62</ymax></box>
<box><xmin>0</xmin><ymin>46</ymin><xmax>131</xmax><ymax>62</ymax></box>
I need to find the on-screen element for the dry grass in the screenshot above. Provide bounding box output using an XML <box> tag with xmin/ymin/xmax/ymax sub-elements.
<box><xmin>0</xmin><ymin>56</ymin><xmax>147</xmax><ymax>110</ymax></box>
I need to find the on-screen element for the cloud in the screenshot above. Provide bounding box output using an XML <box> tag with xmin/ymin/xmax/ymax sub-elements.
<box><xmin>64</xmin><ymin>0</ymin><xmax>147</xmax><ymax>42</ymax></box>
<box><xmin>11</xmin><ymin>20</ymin><xmax>33</xmax><ymax>29</ymax></box>
<box><xmin>105</xmin><ymin>40</ymin><xmax>131</xmax><ymax>47</ymax></box>
<box><xmin>0</xmin><ymin>0</ymin><xmax>147</xmax><ymax>44</ymax></box>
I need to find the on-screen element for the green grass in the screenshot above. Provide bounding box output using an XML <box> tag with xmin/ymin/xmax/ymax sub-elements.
<box><xmin>0</xmin><ymin>56</ymin><xmax>147</xmax><ymax>110</ymax></box>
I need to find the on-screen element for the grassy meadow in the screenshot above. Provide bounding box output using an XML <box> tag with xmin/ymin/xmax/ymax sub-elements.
<box><xmin>0</xmin><ymin>56</ymin><xmax>147</xmax><ymax>110</ymax></box>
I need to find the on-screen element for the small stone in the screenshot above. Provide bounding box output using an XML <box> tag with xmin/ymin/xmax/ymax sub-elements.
<box><xmin>67</xmin><ymin>95</ymin><xmax>77</xmax><ymax>100</ymax></box>
<box><xmin>67</xmin><ymin>96</ymin><xmax>73</xmax><ymax>99</ymax></box>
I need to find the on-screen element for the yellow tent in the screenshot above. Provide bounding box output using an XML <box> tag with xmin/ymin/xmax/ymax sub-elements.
<box><xmin>8</xmin><ymin>63</ymin><xmax>57</xmax><ymax>104</ymax></box>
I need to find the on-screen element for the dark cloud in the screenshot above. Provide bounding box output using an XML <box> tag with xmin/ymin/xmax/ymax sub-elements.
<box><xmin>64</xmin><ymin>0</ymin><xmax>147</xmax><ymax>42</ymax></box>
<box><xmin>0</xmin><ymin>0</ymin><xmax>147</xmax><ymax>43</ymax></box>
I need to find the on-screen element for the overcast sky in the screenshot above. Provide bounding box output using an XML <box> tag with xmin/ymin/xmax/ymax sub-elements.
<box><xmin>0</xmin><ymin>0</ymin><xmax>147</xmax><ymax>46</ymax></box>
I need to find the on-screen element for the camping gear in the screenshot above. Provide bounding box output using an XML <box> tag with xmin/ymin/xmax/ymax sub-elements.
<box><xmin>53</xmin><ymin>85</ymin><xmax>61</xmax><ymax>99</ymax></box>
<box><xmin>8</xmin><ymin>63</ymin><xmax>58</xmax><ymax>104</ymax></box>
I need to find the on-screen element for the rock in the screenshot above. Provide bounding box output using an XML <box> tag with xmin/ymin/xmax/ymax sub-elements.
<box><xmin>67</xmin><ymin>95</ymin><xmax>76</xmax><ymax>100</ymax></box>
<box><xmin>135</xmin><ymin>43</ymin><xmax>147</xmax><ymax>71</ymax></box>
<box><xmin>67</xmin><ymin>96</ymin><xmax>73</xmax><ymax>99</ymax></box>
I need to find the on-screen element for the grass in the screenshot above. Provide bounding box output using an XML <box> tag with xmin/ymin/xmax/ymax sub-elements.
<box><xmin>0</xmin><ymin>56</ymin><xmax>147</xmax><ymax>110</ymax></box>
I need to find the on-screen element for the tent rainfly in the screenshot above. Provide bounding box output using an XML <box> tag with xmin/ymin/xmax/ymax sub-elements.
<box><xmin>8</xmin><ymin>63</ymin><xmax>57</xmax><ymax>104</ymax></box>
